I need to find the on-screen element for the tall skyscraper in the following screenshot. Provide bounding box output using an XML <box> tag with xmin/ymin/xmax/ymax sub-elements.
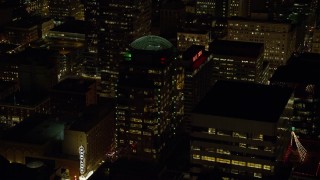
<box><xmin>48</xmin><ymin>0</ymin><xmax>83</xmax><ymax>24</ymax></box>
<box><xmin>115</xmin><ymin>35</ymin><xmax>184</xmax><ymax>162</ymax></box>
<box><xmin>228</xmin><ymin>0</ymin><xmax>249</xmax><ymax>17</ymax></box>
<box><xmin>196</xmin><ymin>0</ymin><xmax>228</xmax><ymax>17</ymax></box>
<box><xmin>84</xmin><ymin>0</ymin><xmax>151</xmax><ymax>98</ymax></box>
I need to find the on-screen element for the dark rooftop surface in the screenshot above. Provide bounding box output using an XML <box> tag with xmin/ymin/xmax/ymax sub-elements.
<box><xmin>270</xmin><ymin>53</ymin><xmax>320</xmax><ymax>84</ymax></box>
<box><xmin>1</xmin><ymin>92</ymin><xmax>49</xmax><ymax>106</ymax></box>
<box><xmin>0</xmin><ymin>114</ymin><xmax>64</xmax><ymax>145</ymax></box>
<box><xmin>68</xmin><ymin>102</ymin><xmax>114</xmax><ymax>132</ymax></box>
<box><xmin>51</xmin><ymin>78</ymin><xmax>96</xmax><ymax>93</ymax></box>
<box><xmin>50</xmin><ymin>20</ymin><xmax>89</xmax><ymax>34</ymax></box>
<box><xmin>17</xmin><ymin>47</ymin><xmax>57</xmax><ymax>67</ymax></box>
<box><xmin>210</xmin><ymin>40</ymin><xmax>264</xmax><ymax>58</ymax></box>
<box><xmin>193</xmin><ymin>81</ymin><xmax>293</xmax><ymax>122</ymax></box>
<box><xmin>0</xmin><ymin>80</ymin><xmax>16</xmax><ymax>93</ymax></box>
<box><xmin>0</xmin><ymin>43</ymin><xmax>18</xmax><ymax>54</ymax></box>
<box><xmin>6</xmin><ymin>16</ymin><xmax>52</xmax><ymax>29</ymax></box>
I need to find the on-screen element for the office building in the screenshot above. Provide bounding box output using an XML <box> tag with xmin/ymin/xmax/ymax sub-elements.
<box><xmin>18</xmin><ymin>47</ymin><xmax>58</xmax><ymax>93</ymax></box>
<box><xmin>227</xmin><ymin>19</ymin><xmax>296</xmax><ymax>71</ymax></box>
<box><xmin>311</xmin><ymin>28</ymin><xmax>320</xmax><ymax>53</ymax></box>
<box><xmin>195</xmin><ymin>0</ymin><xmax>229</xmax><ymax>17</ymax></box>
<box><xmin>270</xmin><ymin>53</ymin><xmax>320</xmax><ymax>140</ymax></box>
<box><xmin>209</xmin><ymin>40</ymin><xmax>268</xmax><ymax>84</ymax></box>
<box><xmin>50</xmin><ymin>78</ymin><xmax>97</xmax><ymax>115</ymax></box>
<box><xmin>116</xmin><ymin>35</ymin><xmax>184</xmax><ymax>162</ymax></box>
<box><xmin>190</xmin><ymin>81</ymin><xmax>293</xmax><ymax>179</ymax></box>
<box><xmin>0</xmin><ymin>92</ymin><xmax>50</xmax><ymax>126</ymax></box>
<box><xmin>182</xmin><ymin>45</ymin><xmax>213</xmax><ymax>114</ymax></box>
<box><xmin>84</xmin><ymin>0</ymin><xmax>151</xmax><ymax>98</ymax></box>
<box><xmin>0</xmin><ymin>104</ymin><xmax>114</xmax><ymax>178</ymax></box>
<box><xmin>160</xmin><ymin>0</ymin><xmax>185</xmax><ymax>38</ymax></box>
<box><xmin>4</xmin><ymin>16</ymin><xmax>54</xmax><ymax>45</ymax></box>
<box><xmin>20</xmin><ymin>0</ymin><xmax>49</xmax><ymax>16</ymax></box>
<box><xmin>0</xmin><ymin>54</ymin><xmax>20</xmax><ymax>82</ymax></box>
<box><xmin>196</xmin><ymin>0</ymin><xmax>215</xmax><ymax>16</ymax></box>
<box><xmin>46</xmin><ymin>20</ymin><xmax>88</xmax><ymax>80</ymax></box>
<box><xmin>48</xmin><ymin>0</ymin><xmax>83</xmax><ymax>25</ymax></box>
<box><xmin>228</xmin><ymin>0</ymin><xmax>249</xmax><ymax>17</ymax></box>
<box><xmin>63</xmin><ymin>103</ymin><xmax>115</xmax><ymax>178</ymax></box>
<box><xmin>177</xmin><ymin>29</ymin><xmax>211</xmax><ymax>52</ymax></box>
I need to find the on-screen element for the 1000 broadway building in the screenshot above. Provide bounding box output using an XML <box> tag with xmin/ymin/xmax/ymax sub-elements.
<box><xmin>190</xmin><ymin>81</ymin><xmax>293</xmax><ymax>179</ymax></box>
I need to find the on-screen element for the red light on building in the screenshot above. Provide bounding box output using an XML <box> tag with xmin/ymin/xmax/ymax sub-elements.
<box><xmin>192</xmin><ymin>50</ymin><xmax>203</xmax><ymax>62</ymax></box>
<box><xmin>160</xmin><ymin>57</ymin><xmax>166</xmax><ymax>64</ymax></box>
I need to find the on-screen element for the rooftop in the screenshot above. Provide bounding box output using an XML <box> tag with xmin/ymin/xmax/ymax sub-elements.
<box><xmin>1</xmin><ymin>92</ymin><xmax>49</xmax><ymax>107</ymax></box>
<box><xmin>193</xmin><ymin>81</ymin><xmax>293</xmax><ymax>122</ymax></box>
<box><xmin>0</xmin><ymin>114</ymin><xmax>64</xmax><ymax>145</ymax></box>
<box><xmin>130</xmin><ymin>35</ymin><xmax>173</xmax><ymax>51</ymax></box>
<box><xmin>51</xmin><ymin>78</ymin><xmax>96</xmax><ymax>93</ymax></box>
<box><xmin>270</xmin><ymin>53</ymin><xmax>320</xmax><ymax>84</ymax></box>
<box><xmin>68</xmin><ymin>102</ymin><xmax>114</xmax><ymax>132</ymax></box>
<box><xmin>6</xmin><ymin>16</ymin><xmax>52</xmax><ymax>29</ymax></box>
<box><xmin>210</xmin><ymin>40</ymin><xmax>264</xmax><ymax>58</ymax></box>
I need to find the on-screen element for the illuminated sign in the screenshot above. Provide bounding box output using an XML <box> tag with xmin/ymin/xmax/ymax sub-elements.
<box><xmin>192</xmin><ymin>50</ymin><xmax>203</xmax><ymax>62</ymax></box>
<box><xmin>79</xmin><ymin>145</ymin><xmax>86</xmax><ymax>175</ymax></box>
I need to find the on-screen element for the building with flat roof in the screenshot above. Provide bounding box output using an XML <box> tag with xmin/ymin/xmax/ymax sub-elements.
<box><xmin>5</xmin><ymin>16</ymin><xmax>54</xmax><ymax>45</ymax></box>
<box><xmin>177</xmin><ymin>28</ymin><xmax>211</xmax><ymax>52</ymax></box>
<box><xmin>50</xmin><ymin>78</ymin><xmax>97</xmax><ymax>115</ymax></box>
<box><xmin>0</xmin><ymin>92</ymin><xmax>50</xmax><ymax>126</ymax></box>
<box><xmin>0</xmin><ymin>101</ymin><xmax>114</xmax><ymax>178</ymax></box>
<box><xmin>190</xmin><ymin>80</ymin><xmax>293</xmax><ymax>179</ymax></box>
<box><xmin>63</xmin><ymin>103</ymin><xmax>115</xmax><ymax>178</ymax></box>
<box><xmin>209</xmin><ymin>40</ymin><xmax>268</xmax><ymax>84</ymax></box>
<box><xmin>182</xmin><ymin>45</ymin><xmax>213</xmax><ymax>116</ymax></box>
<box><xmin>227</xmin><ymin>18</ymin><xmax>296</xmax><ymax>71</ymax></box>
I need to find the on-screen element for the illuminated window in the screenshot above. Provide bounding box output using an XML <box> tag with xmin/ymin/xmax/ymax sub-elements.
<box><xmin>263</xmin><ymin>165</ymin><xmax>271</xmax><ymax>170</ymax></box>
<box><xmin>208</xmin><ymin>128</ymin><xmax>215</xmax><ymax>134</ymax></box>
<box><xmin>201</xmin><ymin>156</ymin><xmax>215</xmax><ymax>162</ymax></box>
<box><xmin>217</xmin><ymin>148</ymin><xmax>230</xmax><ymax>155</ymax></box>
<box><xmin>254</xmin><ymin>172</ymin><xmax>262</xmax><ymax>178</ymax></box>
<box><xmin>247</xmin><ymin>163</ymin><xmax>262</xmax><ymax>169</ymax></box>
<box><xmin>233</xmin><ymin>132</ymin><xmax>247</xmax><ymax>139</ymax></box>
<box><xmin>144</xmin><ymin>148</ymin><xmax>151</xmax><ymax>153</ymax></box>
<box><xmin>239</xmin><ymin>143</ymin><xmax>246</xmax><ymax>148</ymax></box>
<box><xmin>192</xmin><ymin>154</ymin><xmax>200</xmax><ymax>160</ymax></box>
<box><xmin>231</xmin><ymin>160</ymin><xmax>246</xmax><ymax>166</ymax></box>
<box><xmin>216</xmin><ymin>158</ymin><xmax>230</xmax><ymax>164</ymax></box>
<box><xmin>191</xmin><ymin>146</ymin><xmax>200</xmax><ymax>151</ymax></box>
<box><xmin>253</xmin><ymin>134</ymin><xmax>263</xmax><ymax>141</ymax></box>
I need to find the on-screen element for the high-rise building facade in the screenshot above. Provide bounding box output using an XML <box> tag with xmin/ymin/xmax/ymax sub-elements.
<box><xmin>84</xmin><ymin>0</ymin><xmax>151</xmax><ymax>98</ymax></box>
<box><xmin>227</xmin><ymin>19</ymin><xmax>296</xmax><ymax>71</ymax></box>
<box><xmin>311</xmin><ymin>28</ymin><xmax>320</xmax><ymax>53</ymax></box>
<box><xmin>115</xmin><ymin>35</ymin><xmax>184</xmax><ymax>162</ymax></box>
<box><xmin>182</xmin><ymin>45</ymin><xmax>213</xmax><ymax>115</ymax></box>
<box><xmin>196</xmin><ymin>0</ymin><xmax>228</xmax><ymax>17</ymax></box>
<box><xmin>190</xmin><ymin>81</ymin><xmax>293</xmax><ymax>179</ymax></box>
<box><xmin>209</xmin><ymin>40</ymin><xmax>269</xmax><ymax>84</ymax></box>
<box><xmin>48</xmin><ymin>0</ymin><xmax>83</xmax><ymax>25</ymax></box>
<box><xmin>228</xmin><ymin>0</ymin><xmax>249</xmax><ymax>17</ymax></box>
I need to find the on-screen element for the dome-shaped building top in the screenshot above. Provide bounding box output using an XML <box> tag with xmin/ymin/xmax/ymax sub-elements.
<box><xmin>130</xmin><ymin>35</ymin><xmax>173</xmax><ymax>51</ymax></box>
